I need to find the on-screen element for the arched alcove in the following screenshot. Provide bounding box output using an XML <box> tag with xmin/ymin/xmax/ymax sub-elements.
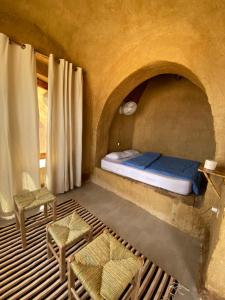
<box><xmin>96</xmin><ymin>61</ymin><xmax>215</xmax><ymax>166</ymax></box>
<box><xmin>93</xmin><ymin>62</ymin><xmax>218</xmax><ymax>295</ymax></box>
<box><xmin>108</xmin><ymin>74</ymin><xmax>215</xmax><ymax>162</ymax></box>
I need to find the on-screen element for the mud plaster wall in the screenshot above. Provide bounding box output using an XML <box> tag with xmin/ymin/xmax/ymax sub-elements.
<box><xmin>0</xmin><ymin>0</ymin><xmax>225</xmax><ymax>297</ymax></box>
<box><xmin>109</xmin><ymin>74</ymin><xmax>215</xmax><ymax>162</ymax></box>
<box><xmin>109</xmin><ymin>81</ymin><xmax>147</xmax><ymax>152</ymax></box>
<box><xmin>109</xmin><ymin>113</ymin><xmax>134</xmax><ymax>152</ymax></box>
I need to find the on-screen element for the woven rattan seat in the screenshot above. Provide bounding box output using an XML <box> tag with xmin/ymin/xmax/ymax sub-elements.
<box><xmin>14</xmin><ymin>188</ymin><xmax>56</xmax><ymax>249</ymax></box>
<box><xmin>48</xmin><ymin>212</ymin><xmax>91</xmax><ymax>247</ymax></box>
<box><xmin>68</xmin><ymin>231</ymin><xmax>143</xmax><ymax>300</ymax></box>
<box><xmin>14</xmin><ymin>188</ymin><xmax>55</xmax><ymax>210</ymax></box>
<box><xmin>47</xmin><ymin>211</ymin><xmax>92</xmax><ymax>281</ymax></box>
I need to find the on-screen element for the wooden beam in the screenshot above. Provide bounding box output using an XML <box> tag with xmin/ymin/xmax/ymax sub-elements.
<box><xmin>35</xmin><ymin>52</ymin><xmax>49</xmax><ymax>65</ymax></box>
<box><xmin>37</xmin><ymin>73</ymin><xmax>48</xmax><ymax>83</ymax></box>
<box><xmin>40</xmin><ymin>153</ymin><xmax>47</xmax><ymax>159</ymax></box>
<box><xmin>37</xmin><ymin>78</ymin><xmax>48</xmax><ymax>90</ymax></box>
<box><xmin>37</xmin><ymin>73</ymin><xmax>48</xmax><ymax>86</ymax></box>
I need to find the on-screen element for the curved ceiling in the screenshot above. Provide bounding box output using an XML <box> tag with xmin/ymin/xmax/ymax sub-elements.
<box><xmin>1</xmin><ymin>0</ymin><xmax>225</xmax><ymax>70</ymax></box>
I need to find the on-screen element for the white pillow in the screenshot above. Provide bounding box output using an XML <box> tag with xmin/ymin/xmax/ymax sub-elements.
<box><xmin>123</xmin><ymin>149</ymin><xmax>140</xmax><ymax>156</ymax></box>
<box><xmin>105</xmin><ymin>152</ymin><xmax>130</xmax><ymax>160</ymax></box>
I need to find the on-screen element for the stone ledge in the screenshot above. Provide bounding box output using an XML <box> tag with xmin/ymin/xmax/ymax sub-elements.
<box><xmin>91</xmin><ymin>167</ymin><xmax>205</xmax><ymax>239</ymax></box>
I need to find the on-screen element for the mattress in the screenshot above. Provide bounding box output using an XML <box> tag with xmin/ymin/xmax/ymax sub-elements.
<box><xmin>101</xmin><ymin>156</ymin><xmax>193</xmax><ymax>195</ymax></box>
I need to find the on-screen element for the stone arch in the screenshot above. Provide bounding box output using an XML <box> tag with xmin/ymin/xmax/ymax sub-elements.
<box><xmin>95</xmin><ymin>60</ymin><xmax>214</xmax><ymax>165</ymax></box>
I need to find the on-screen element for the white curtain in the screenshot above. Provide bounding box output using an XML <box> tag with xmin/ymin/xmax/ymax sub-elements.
<box><xmin>47</xmin><ymin>54</ymin><xmax>83</xmax><ymax>194</ymax></box>
<box><xmin>0</xmin><ymin>33</ymin><xmax>40</xmax><ymax>216</ymax></box>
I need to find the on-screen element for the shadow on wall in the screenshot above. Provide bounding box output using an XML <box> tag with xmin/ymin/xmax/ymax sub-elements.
<box><xmin>108</xmin><ymin>80</ymin><xmax>148</xmax><ymax>152</ymax></box>
<box><xmin>109</xmin><ymin>74</ymin><xmax>215</xmax><ymax>163</ymax></box>
<box><xmin>0</xmin><ymin>12</ymin><xmax>67</xmax><ymax>58</ymax></box>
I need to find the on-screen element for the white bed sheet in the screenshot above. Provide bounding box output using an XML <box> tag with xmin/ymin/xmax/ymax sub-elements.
<box><xmin>101</xmin><ymin>156</ymin><xmax>193</xmax><ymax>195</ymax></box>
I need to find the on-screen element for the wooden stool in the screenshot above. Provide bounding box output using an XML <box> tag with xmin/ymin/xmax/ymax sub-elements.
<box><xmin>14</xmin><ymin>187</ymin><xmax>56</xmax><ymax>249</ymax></box>
<box><xmin>46</xmin><ymin>212</ymin><xmax>92</xmax><ymax>281</ymax></box>
<box><xmin>68</xmin><ymin>230</ymin><xmax>144</xmax><ymax>300</ymax></box>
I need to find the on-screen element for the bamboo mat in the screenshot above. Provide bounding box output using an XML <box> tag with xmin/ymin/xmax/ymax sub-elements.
<box><xmin>0</xmin><ymin>199</ymin><xmax>178</xmax><ymax>299</ymax></box>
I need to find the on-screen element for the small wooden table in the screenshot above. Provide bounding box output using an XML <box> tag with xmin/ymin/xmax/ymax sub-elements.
<box><xmin>198</xmin><ymin>165</ymin><xmax>225</xmax><ymax>199</ymax></box>
<box><xmin>14</xmin><ymin>188</ymin><xmax>56</xmax><ymax>248</ymax></box>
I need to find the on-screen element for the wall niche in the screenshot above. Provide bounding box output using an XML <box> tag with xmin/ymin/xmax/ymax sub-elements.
<box><xmin>109</xmin><ymin>74</ymin><xmax>215</xmax><ymax>163</ymax></box>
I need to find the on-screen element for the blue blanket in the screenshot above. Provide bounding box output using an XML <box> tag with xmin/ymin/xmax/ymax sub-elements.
<box><xmin>146</xmin><ymin>156</ymin><xmax>202</xmax><ymax>195</ymax></box>
<box><xmin>122</xmin><ymin>152</ymin><xmax>161</xmax><ymax>170</ymax></box>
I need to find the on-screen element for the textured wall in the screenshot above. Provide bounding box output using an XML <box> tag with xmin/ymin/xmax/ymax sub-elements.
<box><xmin>92</xmin><ymin>167</ymin><xmax>205</xmax><ymax>239</ymax></box>
<box><xmin>132</xmin><ymin>75</ymin><xmax>215</xmax><ymax>162</ymax></box>
<box><xmin>109</xmin><ymin>113</ymin><xmax>134</xmax><ymax>152</ymax></box>
<box><xmin>0</xmin><ymin>0</ymin><xmax>225</xmax><ymax>297</ymax></box>
<box><xmin>109</xmin><ymin>80</ymin><xmax>147</xmax><ymax>153</ymax></box>
<box><xmin>109</xmin><ymin>74</ymin><xmax>215</xmax><ymax>162</ymax></box>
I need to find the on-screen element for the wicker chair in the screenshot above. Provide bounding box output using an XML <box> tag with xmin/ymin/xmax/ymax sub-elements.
<box><xmin>14</xmin><ymin>188</ymin><xmax>56</xmax><ymax>248</ymax></box>
<box><xmin>47</xmin><ymin>212</ymin><xmax>92</xmax><ymax>281</ymax></box>
<box><xmin>68</xmin><ymin>230</ymin><xmax>144</xmax><ymax>300</ymax></box>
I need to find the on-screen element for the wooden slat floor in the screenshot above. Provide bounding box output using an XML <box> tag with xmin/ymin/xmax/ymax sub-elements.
<box><xmin>0</xmin><ymin>199</ymin><xmax>179</xmax><ymax>300</ymax></box>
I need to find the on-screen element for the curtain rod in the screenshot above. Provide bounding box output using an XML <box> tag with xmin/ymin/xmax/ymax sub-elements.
<box><xmin>9</xmin><ymin>37</ymin><xmax>78</xmax><ymax>71</ymax></box>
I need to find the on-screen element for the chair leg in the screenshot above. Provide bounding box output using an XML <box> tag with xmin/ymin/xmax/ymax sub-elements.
<box><xmin>19</xmin><ymin>209</ymin><xmax>26</xmax><ymax>249</ymax></box>
<box><xmin>14</xmin><ymin>199</ymin><xmax>20</xmax><ymax>230</ymax></box>
<box><xmin>47</xmin><ymin>230</ymin><xmax>53</xmax><ymax>258</ymax></box>
<box><xmin>15</xmin><ymin>210</ymin><xmax>20</xmax><ymax>230</ymax></box>
<box><xmin>59</xmin><ymin>247</ymin><xmax>66</xmax><ymax>281</ymax></box>
<box><xmin>44</xmin><ymin>204</ymin><xmax>48</xmax><ymax>218</ymax></box>
<box><xmin>131</xmin><ymin>268</ymin><xmax>142</xmax><ymax>300</ymax></box>
<box><xmin>68</xmin><ymin>257</ymin><xmax>75</xmax><ymax>300</ymax></box>
<box><xmin>53</xmin><ymin>200</ymin><xmax>57</xmax><ymax>221</ymax></box>
<box><xmin>88</xmin><ymin>229</ymin><xmax>93</xmax><ymax>242</ymax></box>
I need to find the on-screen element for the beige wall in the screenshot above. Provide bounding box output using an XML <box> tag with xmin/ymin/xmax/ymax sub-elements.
<box><xmin>109</xmin><ymin>112</ymin><xmax>134</xmax><ymax>153</ymax></box>
<box><xmin>1</xmin><ymin>0</ymin><xmax>225</xmax><ymax>297</ymax></box>
<box><xmin>109</xmin><ymin>80</ymin><xmax>147</xmax><ymax>153</ymax></box>
<box><xmin>109</xmin><ymin>74</ymin><xmax>215</xmax><ymax>162</ymax></box>
<box><xmin>132</xmin><ymin>75</ymin><xmax>215</xmax><ymax>162</ymax></box>
<box><xmin>92</xmin><ymin>167</ymin><xmax>205</xmax><ymax>239</ymax></box>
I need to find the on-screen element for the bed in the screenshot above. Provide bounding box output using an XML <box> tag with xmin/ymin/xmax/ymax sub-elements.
<box><xmin>101</xmin><ymin>151</ymin><xmax>202</xmax><ymax>195</ymax></box>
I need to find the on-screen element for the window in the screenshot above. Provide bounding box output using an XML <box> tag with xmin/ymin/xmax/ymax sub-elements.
<box><xmin>37</xmin><ymin>84</ymin><xmax>48</xmax><ymax>185</ymax></box>
<box><xmin>38</xmin><ymin>86</ymin><xmax>48</xmax><ymax>154</ymax></box>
